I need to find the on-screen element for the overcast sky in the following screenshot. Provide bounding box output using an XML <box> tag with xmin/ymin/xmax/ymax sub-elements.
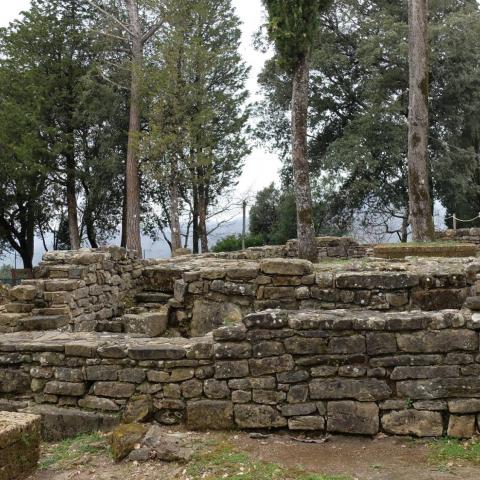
<box><xmin>0</xmin><ymin>0</ymin><xmax>281</xmax><ymax>198</ymax></box>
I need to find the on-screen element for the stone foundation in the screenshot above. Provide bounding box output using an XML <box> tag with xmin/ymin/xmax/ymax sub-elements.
<box><xmin>437</xmin><ymin>228</ymin><xmax>480</xmax><ymax>245</ymax></box>
<box><xmin>2</xmin><ymin>308</ymin><xmax>480</xmax><ymax>438</ymax></box>
<box><xmin>0</xmin><ymin>411</ymin><xmax>41</xmax><ymax>480</ymax></box>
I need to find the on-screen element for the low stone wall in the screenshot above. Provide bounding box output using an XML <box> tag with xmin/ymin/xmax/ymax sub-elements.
<box><xmin>0</xmin><ymin>247</ymin><xmax>144</xmax><ymax>333</ymax></box>
<box><xmin>437</xmin><ymin>228</ymin><xmax>480</xmax><ymax>245</ymax></box>
<box><xmin>157</xmin><ymin>257</ymin><xmax>478</xmax><ymax>336</ymax></box>
<box><xmin>0</xmin><ymin>411</ymin><xmax>41</xmax><ymax>480</ymax></box>
<box><xmin>2</xmin><ymin>308</ymin><xmax>480</xmax><ymax>438</ymax></box>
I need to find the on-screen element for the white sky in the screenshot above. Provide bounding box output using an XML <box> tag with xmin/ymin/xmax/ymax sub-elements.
<box><xmin>0</xmin><ymin>0</ymin><xmax>282</xmax><ymax>198</ymax></box>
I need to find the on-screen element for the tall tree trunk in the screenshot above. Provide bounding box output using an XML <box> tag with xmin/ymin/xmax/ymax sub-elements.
<box><xmin>192</xmin><ymin>180</ymin><xmax>199</xmax><ymax>254</ymax></box>
<box><xmin>124</xmin><ymin>0</ymin><xmax>143</xmax><ymax>257</ymax></box>
<box><xmin>66</xmin><ymin>151</ymin><xmax>81</xmax><ymax>250</ymax></box>
<box><xmin>170</xmin><ymin>160</ymin><xmax>182</xmax><ymax>254</ymax></box>
<box><xmin>291</xmin><ymin>54</ymin><xmax>317</xmax><ymax>261</ymax></box>
<box><xmin>121</xmin><ymin>177</ymin><xmax>127</xmax><ymax>248</ymax></box>
<box><xmin>407</xmin><ymin>0</ymin><xmax>434</xmax><ymax>241</ymax></box>
<box><xmin>198</xmin><ymin>185</ymin><xmax>208</xmax><ymax>253</ymax></box>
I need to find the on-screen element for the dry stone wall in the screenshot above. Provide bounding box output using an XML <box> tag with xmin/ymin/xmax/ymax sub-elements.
<box><xmin>0</xmin><ymin>247</ymin><xmax>144</xmax><ymax>333</ymax></box>
<box><xmin>437</xmin><ymin>228</ymin><xmax>480</xmax><ymax>245</ymax></box>
<box><xmin>0</xmin><ymin>411</ymin><xmax>41</xmax><ymax>480</ymax></box>
<box><xmin>2</xmin><ymin>309</ymin><xmax>480</xmax><ymax>438</ymax></box>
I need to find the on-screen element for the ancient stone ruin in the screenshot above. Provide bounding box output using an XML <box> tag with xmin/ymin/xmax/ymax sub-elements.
<box><xmin>1</xmin><ymin>239</ymin><xmax>480</xmax><ymax>441</ymax></box>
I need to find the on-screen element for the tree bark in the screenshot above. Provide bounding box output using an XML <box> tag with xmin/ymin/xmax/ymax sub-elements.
<box><xmin>407</xmin><ymin>0</ymin><xmax>435</xmax><ymax>241</ymax></box>
<box><xmin>198</xmin><ymin>184</ymin><xmax>209</xmax><ymax>253</ymax></box>
<box><xmin>124</xmin><ymin>0</ymin><xmax>143</xmax><ymax>257</ymax></box>
<box><xmin>169</xmin><ymin>159</ymin><xmax>182</xmax><ymax>254</ymax></box>
<box><xmin>291</xmin><ymin>54</ymin><xmax>317</xmax><ymax>261</ymax></box>
<box><xmin>66</xmin><ymin>151</ymin><xmax>81</xmax><ymax>250</ymax></box>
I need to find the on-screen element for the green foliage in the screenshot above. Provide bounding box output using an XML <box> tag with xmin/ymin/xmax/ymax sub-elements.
<box><xmin>429</xmin><ymin>438</ymin><xmax>480</xmax><ymax>465</ymax></box>
<box><xmin>257</xmin><ymin>0</ymin><xmax>480</xmax><ymax>238</ymax></box>
<box><xmin>186</xmin><ymin>441</ymin><xmax>351</xmax><ymax>480</ymax></box>
<box><xmin>40</xmin><ymin>432</ymin><xmax>108</xmax><ymax>470</ymax></box>
<box><xmin>262</xmin><ymin>0</ymin><xmax>332</xmax><ymax>71</ymax></box>
<box><xmin>249</xmin><ymin>184</ymin><xmax>350</xmax><ymax>245</ymax></box>
<box><xmin>212</xmin><ymin>234</ymin><xmax>264</xmax><ymax>253</ymax></box>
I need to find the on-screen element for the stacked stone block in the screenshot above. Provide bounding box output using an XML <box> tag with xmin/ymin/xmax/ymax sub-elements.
<box><xmin>0</xmin><ymin>411</ymin><xmax>41</xmax><ymax>480</ymax></box>
<box><xmin>2</xmin><ymin>309</ymin><xmax>480</xmax><ymax>437</ymax></box>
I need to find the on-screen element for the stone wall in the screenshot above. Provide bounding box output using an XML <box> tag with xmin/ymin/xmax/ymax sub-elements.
<box><xmin>0</xmin><ymin>411</ymin><xmax>41</xmax><ymax>480</ymax></box>
<box><xmin>2</xmin><ymin>308</ymin><xmax>480</xmax><ymax>438</ymax></box>
<box><xmin>0</xmin><ymin>247</ymin><xmax>144</xmax><ymax>333</ymax></box>
<box><xmin>159</xmin><ymin>257</ymin><xmax>478</xmax><ymax>336</ymax></box>
<box><xmin>437</xmin><ymin>228</ymin><xmax>480</xmax><ymax>245</ymax></box>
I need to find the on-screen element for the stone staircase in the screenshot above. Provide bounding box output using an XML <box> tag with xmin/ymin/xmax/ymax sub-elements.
<box><xmin>96</xmin><ymin>291</ymin><xmax>173</xmax><ymax>337</ymax></box>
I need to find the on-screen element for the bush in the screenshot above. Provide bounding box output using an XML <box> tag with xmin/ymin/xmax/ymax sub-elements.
<box><xmin>212</xmin><ymin>234</ymin><xmax>264</xmax><ymax>253</ymax></box>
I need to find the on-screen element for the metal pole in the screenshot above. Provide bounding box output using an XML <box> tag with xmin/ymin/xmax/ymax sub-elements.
<box><xmin>242</xmin><ymin>200</ymin><xmax>247</xmax><ymax>250</ymax></box>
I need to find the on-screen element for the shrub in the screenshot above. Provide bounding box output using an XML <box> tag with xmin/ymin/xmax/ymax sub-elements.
<box><xmin>212</xmin><ymin>234</ymin><xmax>264</xmax><ymax>253</ymax></box>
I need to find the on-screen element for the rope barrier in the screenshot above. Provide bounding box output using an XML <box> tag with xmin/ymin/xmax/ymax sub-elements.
<box><xmin>444</xmin><ymin>213</ymin><xmax>480</xmax><ymax>229</ymax></box>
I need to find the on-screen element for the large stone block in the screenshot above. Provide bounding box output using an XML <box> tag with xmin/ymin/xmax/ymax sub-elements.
<box><xmin>310</xmin><ymin>378</ymin><xmax>391</xmax><ymax>401</ymax></box>
<box><xmin>411</xmin><ymin>289</ymin><xmax>469</xmax><ymax>310</ymax></box>
<box><xmin>381</xmin><ymin>410</ymin><xmax>443</xmax><ymax>437</ymax></box>
<box><xmin>249</xmin><ymin>355</ymin><xmax>294</xmax><ymax>376</ymax></box>
<box><xmin>9</xmin><ymin>285</ymin><xmax>37</xmax><ymax>302</ymax></box>
<box><xmin>335</xmin><ymin>272</ymin><xmax>419</xmax><ymax>290</ymax></box>
<box><xmin>397</xmin><ymin>377</ymin><xmax>480</xmax><ymax>400</ymax></box>
<box><xmin>390</xmin><ymin>366</ymin><xmax>459</xmax><ymax>380</ymax></box>
<box><xmin>260</xmin><ymin>259</ymin><xmax>313</xmax><ymax>276</ymax></box>
<box><xmin>234</xmin><ymin>404</ymin><xmax>287</xmax><ymax>428</ymax></box>
<box><xmin>44</xmin><ymin>381</ymin><xmax>86</xmax><ymax>397</ymax></box>
<box><xmin>447</xmin><ymin>415</ymin><xmax>476</xmax><ymax>438</ymax></box>
<box><xmin>0</xmin><ymin>370</ymin><xmax>30</xmax><ymax>394</ymax></box>
<box><xmin>186</xmin><ymin>400</ymin><xmax>234</xmax><ymax>430</ymax></box>
<box><xmin>327</xmin><ymin>401</ymin><xmax>379</xmax><ymax>435</ymax></box>
<box><xmin>396</xmin><ymin>330</ymin><xmax>478</xmax><ymax>353</ymax></box>
<box><xmin>284</xmin><ymin>336</ymin><xmax>327</xmax><ymax>355</ymax></box>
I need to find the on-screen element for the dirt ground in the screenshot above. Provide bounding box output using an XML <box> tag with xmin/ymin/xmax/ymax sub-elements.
<box><xmin>28</xmin><ymin>428</ymin><xmax>480</xmax><ymax>480</ymax></box>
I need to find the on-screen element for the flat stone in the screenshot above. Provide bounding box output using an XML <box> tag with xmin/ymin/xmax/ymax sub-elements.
<box><xmin>260</xmin><ymin>259</ymin><xmax>313</xmax><ymax>276</ymax></box>
<box><xmin>327</xmin><ymin>401</ymin><xmax>379</xmax><ymax>435</ymax></box>
<box><xmin>397</xmin><ymin>378</ymin><xmax>480</xmax><ymax>399</ymax></box>
<box><xmin>243</xmin><ymin>310</ymin><xmax>289</xmax><ymax>329</ymax></box>
<box><xmin>447</xmin><ymin>415</ymin><xmax>476</xmax><ymax>438</ymax></box>
<box><xmin>335</xmin><ymin>272</ymin><xmax>419</xmax><ymax>290</ymax></box>
<box><xmin>22</xmin><ymin>405</ymin><xmax>119</xmax><ymax>441</ymax></box>
<box><xmin>78</xmin><ymin>396</ymin><xmax>120</xmax><ymax>412</ymax></box>
<box><xmin>111</xmin><ymin>423</ymin><xmax>148</xmax><ymax>461</ymax></box>
<box><xmin>381</xmin><ymin>410</ymin><xmax>443</xmax><ymax>437</ymax></box>
<box><xmin>128</xmin><ymin>345</ymin><xmax>186</xmax><ymax>361</ymax></box>
<box><xmin>44</xmin><ymin>381</ymin><xmax>86</xmax><ymax>397</ymax></box>
<box><xmin>215</xmin><ymin>360</ymin><xmax>249</xmax><ymax>379</ymax></box>
<box><xmin>288</xmin><ymin>416</ymin><xmax>325</xmax><ymax>431</ymax></box>
<box><xmin>390</xmin><ymin>366</ymin><xmax>459</xmax><ymax>380</ymax></box>
<box><xmin>186</xmin><ymin>400</ymin><xmax>234</xmax><ymax>430</ymax></box>
<box><xmin>396</xmin><ymin>330</ymin><xmax>478</xmax><ymax>353</ymax></box>
<box><xmin>281</xmin><ymin>403</ymin><xmax>317</xmax><ymax>417</ymax></box>
<box><xmin>122</xmin><ymin>395</ymin><xmax>153</xmax><ymax>423</ymax></box>
<box><xmin>249</xmin><ymin>355</ymin><xmax>294</xmax><ymax>376</ymax></box>
<box><xmin>0</xmin><ymin>369</ymin><xmax>30</xmax><ymax>393</ymax></box>
<box><xmin>93</xmin><ymin>382</ymin><xmax>136</xmax><ymax>398</ymax></box>
<box><xmin>448</xmin><ymin>399</ymin><xmax>480</xmax><ymax>413</ymax></box>
<box><xmin>204</xmin><ymin>379</ymin><xmax>230</xmax><ymax>399</ymax></box>
<box><xmin>234</xmin><ymin>404</ymin><xmax>287</xmax><ymax>428</ymax></box>
<box><xmin>310</xmin><ymin>378</ymin><xmax>391</xmax><ymax>401</ymax></box>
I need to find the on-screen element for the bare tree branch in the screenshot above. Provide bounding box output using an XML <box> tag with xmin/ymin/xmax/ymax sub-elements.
<box><xmin>142</xmin><ymin>19</ymin><xmax>164</xmax><ymax>45</ymax></box>
<box><xmin>85</xmin><ymin>0</ymin><xmax>135</xmax><ymax>37</ymax></box>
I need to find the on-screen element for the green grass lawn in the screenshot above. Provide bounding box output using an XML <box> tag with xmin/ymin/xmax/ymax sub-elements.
<box><xmin>429</xmin><ymin>438</ymin><xmax>480</xmax><ymax>466</ymax></box>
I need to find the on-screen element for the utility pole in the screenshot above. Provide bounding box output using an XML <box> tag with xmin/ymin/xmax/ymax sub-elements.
<box><xmin>242</xmin><ymin>200</ymin><xmax>247</xmax><ymax>250</ymax></box>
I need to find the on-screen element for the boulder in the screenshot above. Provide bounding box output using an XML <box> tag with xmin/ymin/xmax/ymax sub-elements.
<box><xmin>111</xmin><ymin>423</ymin><xmax>148</xmax><ymax>461</ymax></box>
<box><xmin>327</xmin><ymin>401</ymin><xmax>379</xmax><ymax>435</ymax></box>
<box><xmin>186</xmin><ymin>400</ymin><xmax>234</xmax><ymax>430</ymax></box>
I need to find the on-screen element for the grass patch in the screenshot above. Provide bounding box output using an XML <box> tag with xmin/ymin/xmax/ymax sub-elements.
<box><xmin>185</xmin><ymin>441</ymin><xmax>351</xmax><ymax>480</ymax></box>
<box><xmin>429</xmin><ymin>438</ymin><xmax>480</xmax><ymax>466</ymax></box>
<box><xmin>40</xmin><ymin>432</ymin><xmax>109</xmax><ymax>470</ymax></box>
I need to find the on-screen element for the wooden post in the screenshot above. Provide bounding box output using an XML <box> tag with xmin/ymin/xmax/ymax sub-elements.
<box><xmin>242</xmin><ymin>200</ymin><xmax>247</xmax><ymax>250</ymax></box>
<box><xmin>453</xmin><ymin>213</ymin><xmax>457</xmax><ymax>230</ymax></box>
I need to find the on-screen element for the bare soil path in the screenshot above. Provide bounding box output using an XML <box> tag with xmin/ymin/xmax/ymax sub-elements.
<box><xmin>28</xmin><ymin>428</ymin><xmax>480</xmax><ymax>480</ymax></box>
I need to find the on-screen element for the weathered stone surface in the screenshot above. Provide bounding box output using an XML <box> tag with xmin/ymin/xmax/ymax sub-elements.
<box><xmin>281</xmin><ymin>402</ymin><xmax>317</xmax><ymax>417</ymax></box>
<box><xmin>234</xmin><ymin>404</ymin><xmax>287</xmax><ymax>428</ymax></box>
<box><xmin>213</xmin><ymin>325</ymin><xmax>247</xmax><ymax>342</ymax></box>
<box><xmin>44</xmin><ymin>381</ymin><xmax>86</xmax><ymax>397</ymax></box>
<box><xmin>78</xmin><ymin>396</ymin><xmax>120</xmax><ymax>412</ymax></box>
<box><xmin>366</xmin><ymin>333</ymin><xmax>397</xmax><ymax>355</ymax></box>
<box><xmin>23</xmin><ymin>405</ymin><xmax>119</xmax><ymax>441</ymax></box>
<box><xmin>0</xmin><ymin>369</ymin><xmax>30</xmax><ymax>394</ymax></box>
<box><xmin>186</xmin><ymin>400</ymin><xmax>234</xmax><ymax>430</ymax></box>
<box><xmin>335</xmin><ymin>272</ymin><xmax>419</xmax><ymax>290</ymax></box>
<box><xmin>243</xmin><ymin>310</ymin><xmax>289</xmax><ymax>329</ymax></box>
<box><xmin>260</xmin><ymin>259</ymin><xmax>313</xmax><ymax>276</ymax></box>
<box><xmin>396</xmin><ymin>330</ymin><xmax>478</xmax><ymax>353</ymax></box>
<box><xmin>181</xmin><ymin>379</ymin><xmax>203</xmax><ymax>398</ymax></box>
<box><xmin>397</xmin><ymin>378</ymin><xmax>480</xmax><ymax>399</ymax></box>
<box><xmin>288</xmin><ymin>416</ymin><xmax>325</xmax><ymax>431</ymax></box>
<box><xmin>204</xmin><ymin>379</ymin><xmax>230</xmax><ymax>399</ymax></box>
<box><xmin>327</xmin><ymin>401</ymin><xmax>379</xmax><ymax>435</ymax></box>
<box><xmin>448</xmin><ymin>399</ymin><xmax>480</xmax><ymax>413</ymax></box>
<box><xmin>111</xmin><ymin>423</ymin><xmax>148</xmax><ymax>461</ymax></box>
<box><xmin>310</xmin><ymin>378</ymin><xmax>391</xmax><ymax>401</ymax></box>
<box><xmin>381</xmin><ymin>410</ymin><xmax>443</xmax><ymax>437</ymax></box>
<box><xmin>215</xmin><ymin>360</ymin><xmax>249</xmax><ymax>379</ymax></box>
<box><xmin>252</xmin><ymin>341</ymin><xmax>285</xmax><ymax>358</ymax></box>
<box><xmin>128</xmin><ymin>345</ymin><xmax>186</xmax><ymax>361</ymax></box>
<box><xmin>329</xmin><ymin>335</ymin><xmax>365</xmax><ymax>354</ymax></box>
<box><xmin>284</xmin><ymin>336</ymin><xmax>327</xmax><ymax>355</ymax></box>
<box><xmin>447</xmin><ymin>415</ymin><xmax>476</xmax><ymax>438</ymax></box>
<box><xmin>85</xmin><ymin>365</ymin><xmax>118</xmax><ymax>381</ymax></box>
<box><xmin>249</xmin><ymin>355</ymin><xmax>294</xmax><ymax>376</ymax></box>
<box><xmin>93</xmin><ymin>382</ymin><xmax>135</xmax><ymax>398</ymax></box>
<box><xmin>9</xmin><ymin>285</ymin><xmax>37</xmax><ymax>302</ymax></box>
<box><xmin>390</xmin><ymin>366</ymin><xmax>459</xmax><ymax>380</ymax></box>
<box><xmin>412</xmin><ymin>289</ymin><xmax>468</xmax><ymax>310</ymax></box>
<box><xmin>122</xmin><ymin>395</ymin><xmax>153</xmax><ymax>423</ymax></box>
<box><xmin>124</xmin><ymin>311</ymin><xmax>168</xmax><ymax>337</ymax></box>
<box><xmin>214</xmin><ymin>342</ymin><xmax>251</xmax><ymax>360</ymax></box>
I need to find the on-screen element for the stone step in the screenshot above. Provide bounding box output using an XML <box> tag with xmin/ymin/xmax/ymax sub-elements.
<box><xmin>96</xmin><ymin>320</ymin><xmax>125</xmax><ymax>333</ymax></box>
<box><xmin>135</xmin><ymin>292</ymin><xmax>172</xmax><ymax>304</ymax></box>
<box><xmin>123</xmin><ymin>307</ymin><xmax>169</xmax><ymax>338</ymax></box>
<box><xmin>18</xmin><ymin>315</ymin><xmax>68</xmax><ymax>331</ymax></box>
